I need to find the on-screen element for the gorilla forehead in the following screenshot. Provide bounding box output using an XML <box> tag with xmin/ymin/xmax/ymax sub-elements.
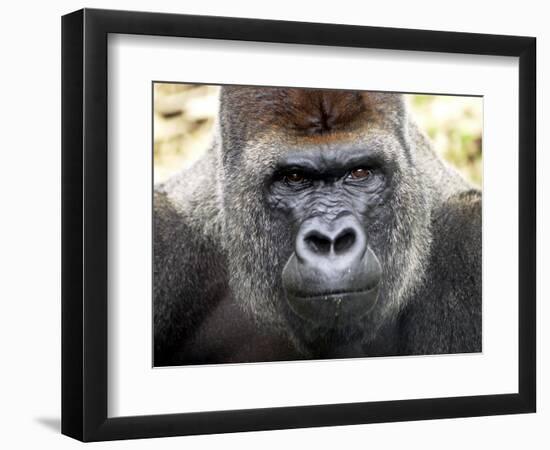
<box><xmin>220</xmin><ymin>86</ymin><xmax>406</xmax><ymax>144</ymax></box>
<box><xmin>222</xmin><ymin>86</ymin><xmax>376</xmax><ymax>135</ymax></box>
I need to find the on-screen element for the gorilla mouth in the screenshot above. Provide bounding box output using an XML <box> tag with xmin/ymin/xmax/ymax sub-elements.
<box><xmin>282</xmin><ymin>247</ymin><xmax>382</xmax><ymax>326</ymax></box>
<box><xmin>285</xmin><ymin>284</ymin><xmax>380</xmax><ymax>325</ymax></box>
<box><xmin>289</xmin><ymin>283</ymin><xmax>379</xmax><ymax>301</ymax></box>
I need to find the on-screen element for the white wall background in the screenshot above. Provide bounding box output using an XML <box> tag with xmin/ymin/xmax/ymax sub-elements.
<box><xmin>0</xmin><ymin>0</ymin><xmax>546</xmax><ymax>448</ymax></box>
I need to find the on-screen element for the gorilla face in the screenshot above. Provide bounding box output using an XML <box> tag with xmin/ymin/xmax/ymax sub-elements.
<box><xmin>267</xmin><ymin>143</ymin><xmax>391</xmax><ymax>327</ymax></box>
<box><xmin>220</xmin><ymin>87</ymin><xmax>432</xmax><ymax>351</ymax></box>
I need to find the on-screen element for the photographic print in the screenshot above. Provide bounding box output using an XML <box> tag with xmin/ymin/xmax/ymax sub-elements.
<box><xmin>61</xmin><ymin>10</ymin><xmax>535</xmax><ymax>440</ymax></box>
<box><xmin>153</xmin><ymin>83</ymin><xmax>483</xmax><ymax>367</ymax></box>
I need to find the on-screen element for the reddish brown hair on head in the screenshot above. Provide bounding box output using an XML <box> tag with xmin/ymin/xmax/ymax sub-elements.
<box><xmin>269</xmin><ymin>89</ymin><xmax>370</xmax><ymax>135</ymax></box>
<box><xmin>223</xmin><ymin>86</ymin><xmax>379</xmax><ymax>139</ymax></box>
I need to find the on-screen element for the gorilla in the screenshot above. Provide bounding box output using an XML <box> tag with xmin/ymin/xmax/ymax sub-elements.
<box><xmin>153</xmin><ymin>86</ymin><xmax>481</xmax><ymax>366</ymax></box>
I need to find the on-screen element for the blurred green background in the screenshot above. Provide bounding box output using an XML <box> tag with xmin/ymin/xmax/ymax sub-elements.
<box><xmin>153</xmin><ymin>84</ymin><xmax>482</xmax><ymax>187</ymax></box>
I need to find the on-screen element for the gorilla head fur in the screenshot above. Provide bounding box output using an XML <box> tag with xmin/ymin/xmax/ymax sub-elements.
<box><xmin>213</xmin><ymin>86</ymin><xmax>443</xmax><ymax>355</ymax></box>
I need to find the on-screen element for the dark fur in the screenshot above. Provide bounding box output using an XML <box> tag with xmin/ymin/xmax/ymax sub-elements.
<box><xmin>153</xmin><ymin>86</ymin><xmax>482</xmax><ymax>366</ymax></box>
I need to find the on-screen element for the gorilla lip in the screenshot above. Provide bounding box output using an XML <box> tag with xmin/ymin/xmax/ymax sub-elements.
<box><xmin>288</xmin><ymin>284</ymin><xmax>379</xmax><ymax>300</ymax></box>
<box><xmin>285</xmin><ymin>285</ymin><xmax>380</xmax><ymax>324</ymax></box>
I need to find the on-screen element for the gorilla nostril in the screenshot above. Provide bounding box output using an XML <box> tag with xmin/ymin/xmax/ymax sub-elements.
<box><xmin>333</xmin><ymin>229</ymin><xmax>356</xmax><ymax>254</ymax></box>
<box><xmin>304</xmin><ymin>232</ymin><xmax>332</xmax><ymax>255</ymax></box>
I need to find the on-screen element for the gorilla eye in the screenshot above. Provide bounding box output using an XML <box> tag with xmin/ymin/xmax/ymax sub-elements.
<box><xmin>284</xmin><ymin>172</ymin><xmax>306</xmax><ymax>184</ymax></box>
<box><xmin>349</xmin><ymin>168</ymin><xmax>372</xmax><ymax>180</ymax></box>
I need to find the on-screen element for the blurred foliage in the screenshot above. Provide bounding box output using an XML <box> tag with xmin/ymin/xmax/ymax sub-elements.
<box><xmin>153</xmin><ymin>84</ymin><xmax>219</xmax><ymax>182</ymax></box>
<box><xmin>154</xmin><ymin>84</ymin><xmax>482</xmax><ymax>188</ymax></box>
<box><xmin>405</xmin><ymin>94</ymin><xmax>482</xmax><ymax>187</ymax></box>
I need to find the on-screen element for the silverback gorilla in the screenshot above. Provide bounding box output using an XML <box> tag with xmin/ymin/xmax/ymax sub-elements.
<box><xmin>153</xmin><ymin>86</ymin><xmax>481</xmax><ymax>366</ymax></box>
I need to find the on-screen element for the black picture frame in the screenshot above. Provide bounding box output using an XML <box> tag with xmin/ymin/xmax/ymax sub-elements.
<box><xmin>61</xmin><ymin>8</ymin><xmax>536</xmax><ymax>442</ymax></box>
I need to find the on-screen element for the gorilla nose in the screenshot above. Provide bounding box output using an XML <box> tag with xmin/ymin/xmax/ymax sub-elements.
<box><xmin>283</xmin><ymin>214</ymin><xmax>381</xmax><ymax>324</ymax></box>
<box><xmin>296</xmin><ymin>216</ymin><xmax>366</xmax><ymax>266</ymax></box>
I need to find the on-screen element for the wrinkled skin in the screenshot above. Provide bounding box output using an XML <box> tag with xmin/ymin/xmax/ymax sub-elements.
<box><xmin>272</xmin><ymin>145</ymin><xmax>385</xmax><ymax>325</ymax></box>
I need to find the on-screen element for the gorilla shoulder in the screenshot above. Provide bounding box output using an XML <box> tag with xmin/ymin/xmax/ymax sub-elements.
<box><xmin>398</xmin><ymin>189</ymin><xmax>482</xmax><ymax>356</ymax></box>
<box><xmin>153</xmin><ymin>159</ymin><xmax>229</xmax><ymax>365</ymax></box>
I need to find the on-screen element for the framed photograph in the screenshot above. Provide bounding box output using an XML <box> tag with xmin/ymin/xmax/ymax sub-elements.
<box><xmin>61</xmin><ymin>8</ymin><xmax>536</xmax><ymax>442</ymax></box>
